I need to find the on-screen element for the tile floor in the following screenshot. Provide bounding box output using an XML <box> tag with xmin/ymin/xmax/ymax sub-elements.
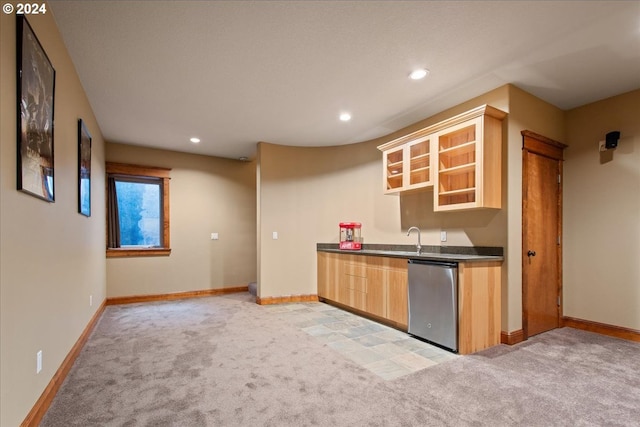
<box><xmin>265</xmin><ymin>301</ymin><xmax>458</xmax><ymax>380</ymax></box>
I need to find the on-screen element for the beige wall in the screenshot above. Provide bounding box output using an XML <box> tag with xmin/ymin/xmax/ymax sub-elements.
<box><xmin>256</xmin><ymin>84</ymin><xmax>571</xmax><ymax>334</ymax></box>
<box><xmin>256</xmin><ymin>87</ymin><xmax>512</xmax><ymax>301</ymax></box>
<box><xmin>106</xmin><ymin>143</ymin><xmax>256</xmax><ymax>297</ymax></box>
<box><xmin>564</xmin><ymin>89</ymin><xmax>640</xmax><ymax>330</ymax></box>
<box><xmin>257</xmin><ymin>140</ymin><xmax>401</xmax><ymax>297</ymax></box>
<box><xmin>393</xmin><ymin>86</ymin><xmax>510</xmax><ymax>249</ymax></box>
<box><xmin>505</xmin><ymin>85</ymin><xmax>566</xmax><ymax>332</ymax></box>
<box><xmin>0</xmin><ymin>8</ymin><xmax>107</xmax><ymax>426</ymax></box>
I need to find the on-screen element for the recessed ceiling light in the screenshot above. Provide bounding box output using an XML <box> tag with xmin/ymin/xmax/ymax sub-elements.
<box><xmin>190</xmin><ymin>137</ymin><xmax>200</xmax><ymax>143</ymax></box>
<box><xmin>339</xmin><ymin>113</ymin><xmax>352</xmax><ymax>122</ymax></box>
<box><xmin>409</xmin><ymin>69</ymin><xmax>429</xmax><ymax>80</ymax></box>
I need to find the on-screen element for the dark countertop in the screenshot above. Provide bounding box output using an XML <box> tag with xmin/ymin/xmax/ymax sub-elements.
<box><xmin>317</xmin><ymin>243</ymin><xmax>504</xmax><ymax>263</ymax></box>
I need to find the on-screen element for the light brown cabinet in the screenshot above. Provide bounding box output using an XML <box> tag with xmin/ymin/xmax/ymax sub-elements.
<box><xmin>317</xmin><ymin>251</ymin><xmax>339</xmax><ymax>301</ymax></box>
<box><xmin>433</xmin><ymin>107</ymin><xmax>505</xmax><ymax>210</ymax></box>
<box><xmin>382</xmin><ymin>134</ymin><xmax>432</xmax><ymax>194</ymax></box>
<box><xmin>317</xmin><ymin>251</ymin><xmax>502</xmax><ymax>354</ymax></box>
<box><xmin>340</xmin><ymin>256</ymin><xmax>368</xmax><ymax>312</ymax></box>
<box><xmin>378</xmin><ymin>104</ymin><xmax>506</xmax><ymax>210</ymax></box>
<box><xmin>317</xmin><ymin>252</ymin><xmax>408</xmax><ymax>329</ymax></box>
<box><xmin>457</xmin><ymin>261</ymin><xmax>502</xmax><ymax>354</ymax></box>
<box><xmin>383</xmin><ymin>145</ymin><xmax>405</xmax><ymax>193</ymax></box>
<box><xmin>367</xmin><ymin>256</ymin><xmax>408</xmax><ymax>326</ymax></box>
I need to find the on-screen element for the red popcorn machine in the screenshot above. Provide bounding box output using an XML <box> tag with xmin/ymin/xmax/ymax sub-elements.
<box><xmin>339</xmin><ymin>222</ymin><xmax>362</xmax><ymax>250</ymax></box>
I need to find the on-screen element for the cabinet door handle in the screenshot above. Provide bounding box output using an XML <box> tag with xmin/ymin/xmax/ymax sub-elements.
<box><xmin>527</xmin><ymin>250</ymin><xmax>536</xmax><ymax>257</ymax></box>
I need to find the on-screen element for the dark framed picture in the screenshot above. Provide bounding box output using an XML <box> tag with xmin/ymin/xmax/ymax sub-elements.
<box><xmin>16</xmin><ymin>15</ymin><xmax>56</xmax><ymax>202</ymax></box>
<box><xmin>78</xmin><ymin>119</ymin><xmax>92</xmax><ymax>217</ymax></box>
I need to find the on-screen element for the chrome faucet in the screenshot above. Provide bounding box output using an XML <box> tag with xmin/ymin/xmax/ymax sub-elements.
<box><xmin>407</xmin><ymin>226</ymin><xmax>421</xmax><ymax>254</ymax></box>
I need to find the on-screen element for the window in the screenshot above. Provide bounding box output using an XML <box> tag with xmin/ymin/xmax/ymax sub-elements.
<box><xmin>106</xmin><ymin>162</ymin><xmax>171</xmax><ymax>257</ymax></box>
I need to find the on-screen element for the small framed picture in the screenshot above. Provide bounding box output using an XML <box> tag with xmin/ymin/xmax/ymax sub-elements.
<box><xmin>16</xmin><ymin>15</ymin><xmax>56</xmax><ymax>202</ymax></box>
<box><xmin>78</xmin><ymin>119</ymin><xmax>92</xmax><ymax>217</ymax></box>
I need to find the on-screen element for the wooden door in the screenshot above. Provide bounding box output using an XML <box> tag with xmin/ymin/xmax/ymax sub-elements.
<box><xmin>522</xmin><ymin>131</ymin><xmax>566</xmax><ymax>338</ymax></box>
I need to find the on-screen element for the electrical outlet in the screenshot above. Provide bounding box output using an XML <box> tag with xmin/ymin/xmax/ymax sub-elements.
<box><xmin>89</xmin><ymin>295</ymin><xmax>93</xmax><ymax>307</ymax></box>
<box><xmin>36</xmin><ymin>350</ymin><xmax>42</xmax><ymax>374</ymax></box>
<box><xmin>440</xmin><ymin>231</ymin><xmax>447</xmax><ymax>242</ymax></box>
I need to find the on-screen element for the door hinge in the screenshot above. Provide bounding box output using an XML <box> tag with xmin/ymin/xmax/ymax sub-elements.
<box><xmin>558</xmin><ymin>174</ymin><xmax>561</xmax><ymax>184</ymax></box>
<box><xmin>557</xmin><ymin>235</ymin><xmax>561</xmax><ymax>245</ymax></box>
<box><xmin>557</xmin><ymin>296</ymin><xmax>560</xmax><ymax>306</ymax></box>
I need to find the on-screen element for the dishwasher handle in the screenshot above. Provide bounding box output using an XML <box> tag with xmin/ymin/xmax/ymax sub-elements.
<box><xmin>408</xmin><ymin>259</ymin><xmax>458</xmax><ymax>269</ymax></box>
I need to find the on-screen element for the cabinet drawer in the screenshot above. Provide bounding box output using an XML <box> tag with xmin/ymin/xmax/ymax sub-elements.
<box><xmin>344</xmin><ymin>275</ymin><xmax>367</xmax><ymax>293</ymax></box>
<box><xmin>344</xmin><ymin>262</ymin><xmax>367</xmax><ymax>278</ymax></box>
<box><xmin>338</xmin><ymin>287</ymin><xmax>367</xmax><ymax>311</ymax></box>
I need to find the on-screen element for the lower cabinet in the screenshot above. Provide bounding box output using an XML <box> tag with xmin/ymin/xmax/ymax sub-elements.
<box><xmin>457</xmin><ymin>262</ymin><xmax>502</xmax><ymax>355</ymax></box>
<box><xmin>367</xmin><ymin>256</ymin><xmax>408</xmax><ymax>326</ymax></box>
<box><xmin>317</xmin><ymin>252</ymin><xmax>408</xmax><ymax>329</ymax></box>
<box><xmin>317</xmin><ymin>251</ymin><xmax>502</xmax><ymax>354</ymax></box>
<box><xmin>340</xmin><ymin>256</ymin><xmax>368</xmax><ymax>312</ymax></box>
<box><xmin>317</xmin><ymin>252</ymin><xmax>338</xmax><ymax>301</ymax></box>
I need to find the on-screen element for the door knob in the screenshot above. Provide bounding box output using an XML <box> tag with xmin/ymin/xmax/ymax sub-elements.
<box><xmin>527</xmin><ymin>250</ymin><xmax>536</xmax><ymax>257</ymax></box>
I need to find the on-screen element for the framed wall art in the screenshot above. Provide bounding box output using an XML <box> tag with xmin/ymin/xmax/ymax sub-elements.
<box><xmin>16</xmin><ymin>15</ymin><xmax>56</xmax><ymax>202</ymax></box>
<box><xmin>78</xmin><ymin>119</ymin><xmax>92</xmax><ymax>217</ymax></box>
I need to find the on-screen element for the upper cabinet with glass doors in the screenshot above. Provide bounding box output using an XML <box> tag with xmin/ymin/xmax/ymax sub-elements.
<box><xmin>378</xmin><ymin>105</ymin><xmax>506</xmax><ymax>210</ymax></box>
<box><xmin>381</xmin><ymin>133</ymin><xmax>432</xmax><ymax>194</ymax></box>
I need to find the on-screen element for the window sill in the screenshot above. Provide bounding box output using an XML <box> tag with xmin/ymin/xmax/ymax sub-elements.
<box><xmin>107</xmin><ymin>248</ymin><xmax>171</xmax><ymax>258</ymax></box>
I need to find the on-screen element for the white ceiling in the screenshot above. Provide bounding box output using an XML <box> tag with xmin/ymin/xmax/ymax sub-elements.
<box><xmin>49</xmin><ymin>1</ymin><xmax>640</xmax><ymax>160</ymax></box>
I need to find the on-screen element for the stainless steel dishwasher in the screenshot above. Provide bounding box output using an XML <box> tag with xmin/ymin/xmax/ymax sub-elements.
<box><xmin>407</xmin><ymin>259</ymin><xmax>458</xmax><ymax>352</ymax></box>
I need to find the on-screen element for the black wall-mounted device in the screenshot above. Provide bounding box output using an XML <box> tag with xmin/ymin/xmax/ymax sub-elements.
<box><xmin>605</xmin><ymin>131</ymin><xmax>620</xmax><ymax>149</ymax></box>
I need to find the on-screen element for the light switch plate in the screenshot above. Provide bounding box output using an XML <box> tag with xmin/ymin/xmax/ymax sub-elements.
<box><xmin>440</xmin><ymin>231</ymin><xmax>447</xmax><ymax>242</ymax></box>
<box><xmin>211</xmin><ymin>233</ymin><xmax>219</xmax><ymax>240</ymax></box>
<box><xmin>272</xmin><ymin>231</ymin><xmax>278</xmax><ymax>240</ymax></box>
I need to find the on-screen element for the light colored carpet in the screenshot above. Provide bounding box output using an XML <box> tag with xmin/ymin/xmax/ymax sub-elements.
<box><xmin>41</xmin><ymin>293</ymin><xmax>640</xmax><ymax>426</ymax></box>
